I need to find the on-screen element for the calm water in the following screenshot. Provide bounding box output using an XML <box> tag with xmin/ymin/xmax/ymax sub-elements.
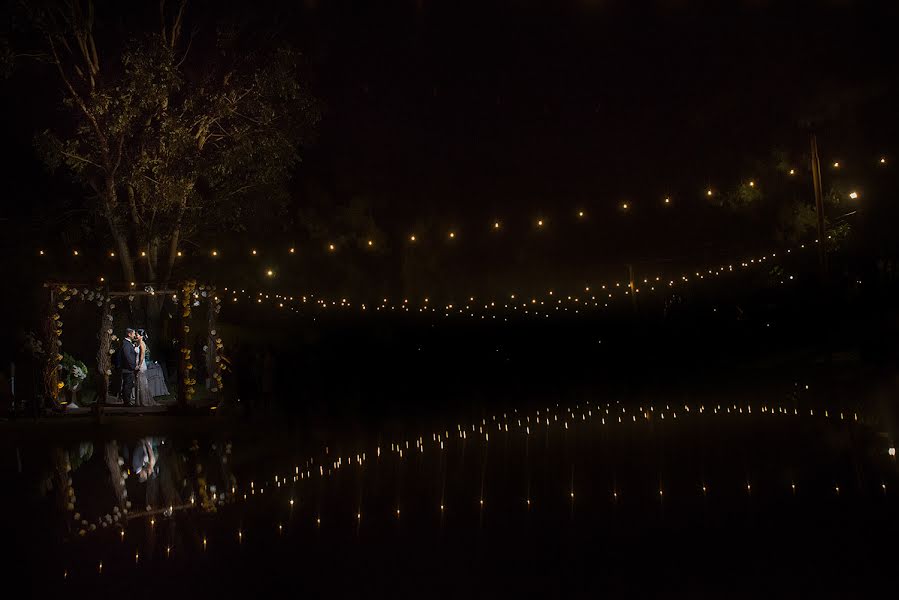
<box><xmin>4</xmin><ymin>395</ymin><xmax>898</xmax><ymax>598</ymax></box>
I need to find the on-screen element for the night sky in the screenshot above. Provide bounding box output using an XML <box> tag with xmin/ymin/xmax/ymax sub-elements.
<box><xmin>2</xmin><ymin>0</ymin><xmax>898</xmax><ymax>300</ymax></box>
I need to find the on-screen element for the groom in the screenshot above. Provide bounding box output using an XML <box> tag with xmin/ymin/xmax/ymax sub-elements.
<box><xmin>121</xmin><ymin>328</ymin><xmax>140</xmax><ymax>406</ymax></box>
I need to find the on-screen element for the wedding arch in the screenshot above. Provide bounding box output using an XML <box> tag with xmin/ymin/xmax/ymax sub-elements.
<box><xmin>41</xmin><ymin>280</ymin><xmax>224</xmax><ymax>413</ymax></box>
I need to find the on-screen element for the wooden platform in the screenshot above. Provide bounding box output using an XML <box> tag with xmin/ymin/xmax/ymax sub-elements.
<box><xmin>61</xmin><ymin>404</ymin><xmax>172</xmax><ymax>416</ymax></box>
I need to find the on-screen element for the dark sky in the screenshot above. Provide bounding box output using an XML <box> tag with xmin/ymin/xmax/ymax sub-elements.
<box><xmin>297</xmin><ymin>0</ymin><xmax>896</xmax><ymax>212</ymax></box>
<box><xmin>3</xmin><ymin>0</ymin><xmax>898</xmax><ymax>298</ymax></box>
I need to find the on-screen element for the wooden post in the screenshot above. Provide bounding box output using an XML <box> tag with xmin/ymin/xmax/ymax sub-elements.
<box><xmin>207</xmin><ymin>292</ymin><xmax>221</xmax><ymax>406</ymax></box>
<box><xmin>42</xmin><ymin>284</ymin><xmax>60</xmax><ymax>412</ymax></box>
<box><xmin>177</xmin><ymin>283</ymin><xmax>188</xmax><ymax>409</ymax></box>
<box><xmin>95</xmin><ymin>290</ymin><xmax>112</xmax><ymax>418</ymax></box>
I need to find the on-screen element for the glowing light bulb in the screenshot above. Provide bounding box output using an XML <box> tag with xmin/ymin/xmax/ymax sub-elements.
<box><xmin>448</xmin><ymin>231</ymin><xmax>455</xmax><ymax>239</ymax></box>
<box><xmin>663</xmin><ymin>197</ymin><xmax>670</xmax><ymax>204</ymax></box>
<box><xmin>880</xmin><ymin>157</ymin><xmax>886</xmax><ymax>164</ymax></box>
<box><xmin>493</xmin><ymin>221</ymin><xmax>500</xmax><ymax>229</ymax></box>
<box><xmin>621</xmin><ymin>202</ymin><xmax>628</xmax><ymax>210</ymax></box>
<box><xmin>577</xmin><ymin>210</ymin><xmax>584</xmax><ymax>218</ymax></box>
<box><xmin>176</xmin><ymin>250</ymin><xmax>182</xmax><ymax>257</ymax></box>
<box><xmin>289</xmin><ymin>247</ymin><xmax>295</xmax><ymax>253</ymax></box>
<box><xmin>537</xmin><ymin>219</ymin><xmax>544</xmax><ymax>227</ymax></box>
<box><xmin>849</xmin><ymin>191</ymin><xmax>858</xmax><ymax>199</ymax></box>
<box><xmin>328</xmin><ymin>243</ymin><xmax>335</xmax><ymax>251</ymax></box>
<box><xmin>748</xmin><ymin>181</ymin><xmax>755</xmax><ymax>187</ymax></box>
<box><xmin>706</xmin><ymin>189</ymin><xmax>713</xmax><ymax>197</ymax></box>
<box><xmin>833</xmin><ymin>161</ymin><xmax>840</xmax><ymax>168</ymax></box>
<box><xmin>409</xmin><ymin>234</ymin><xmax>416</xmax><ymax>242</ymax></box>
<box><xmin>251</xmin><ymin>249</ymin><xmax>257</xmax><ymax>255</ymax></box>
<box><xmin>266</xmin><ymin>269</ymin><xmax>274</xmax><ymax>277</ymax></box>
<box><xmin>211</xmin><ymin>250</ymin><xmax>218</xmax><ymax>257</ymax></box>
<box><xmin>367</xmin><ymin>239</ymin><xmax>373</xmax><ymax>246</ymax></box>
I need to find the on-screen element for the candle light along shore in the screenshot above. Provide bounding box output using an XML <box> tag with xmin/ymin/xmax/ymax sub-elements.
<box><xmin>215</xmin><ymin>239</ymin><xmax>810</xmax><ymax>318</ymax></box>
<box><xmin>45</xmin><ymin>236</ymin><xmax>823</xmax><ymax>323</ymax></box>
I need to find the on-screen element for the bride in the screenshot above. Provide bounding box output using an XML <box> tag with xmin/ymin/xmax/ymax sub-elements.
<box><xmin>135</xmin><ymin>330</ymin><xmax>157</xmax><ymax>407</ymax></box>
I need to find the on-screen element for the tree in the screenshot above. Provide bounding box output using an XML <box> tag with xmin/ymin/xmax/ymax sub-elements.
<box><xmin>27</xmin><ymin>0</ymin><xmax>318</xmax><ymax>289</ymax></box>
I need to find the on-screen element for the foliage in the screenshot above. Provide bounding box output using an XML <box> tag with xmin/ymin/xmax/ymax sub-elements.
<box><xmin>59</xmin><ymin>351</ymin><xmax>88</xmax><ymax>390</ymax></box>
<box><xmin>19</xmin><ymin>1</ymin><xmax>319</xmax><ymax>285</ymax></box>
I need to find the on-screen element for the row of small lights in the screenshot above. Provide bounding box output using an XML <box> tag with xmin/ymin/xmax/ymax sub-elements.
<box><xmin>62</xmin><ymin>394</ymin><xmax>895</xmax><ymax>579</ymax></box>
<box><xmin>37</xmin><ymin>156</ymin><xmax>883</xmax><ymax>263</ymax></box>
<box><xmin>210</xmin><ymin>239</ymin><xmax>809</xmax><ymax>318</ymax></box>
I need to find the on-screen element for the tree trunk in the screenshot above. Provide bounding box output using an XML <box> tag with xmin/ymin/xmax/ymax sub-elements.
<box><xmin>95</xmin><ymin>293</ymin><xmax>112</xmax><ymax>409</ymax></box>
<box><xmin>111</xmin><ymin>227</ymin><xmax>136</xmax><ymax>284</ymax></box>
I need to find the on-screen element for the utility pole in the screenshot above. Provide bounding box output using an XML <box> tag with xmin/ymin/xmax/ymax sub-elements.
<box><xmin>810</xmin><ymin>134</ymin><xmax>828</xmax><ymax>279</ymax></box>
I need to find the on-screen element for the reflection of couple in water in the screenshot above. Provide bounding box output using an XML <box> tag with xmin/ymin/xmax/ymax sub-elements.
<box><xmin>120</xmin><ymin>328</ymin><xmax>157</xmax><ymax>407</ymax></box>
<box><xmin>133</xmin><ymin>437</ymin><xmax>159</xmax><ymax>482</ymax></box>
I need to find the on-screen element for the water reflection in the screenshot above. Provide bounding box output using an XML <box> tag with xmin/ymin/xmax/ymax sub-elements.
<box><xmin>8</xmin><ymin>396</ymin><xmax>899</xmax><ymax>594</ymax></box>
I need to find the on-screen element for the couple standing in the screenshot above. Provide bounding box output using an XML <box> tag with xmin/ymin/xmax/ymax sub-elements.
<box><xmin>121</xmin><ymin>328</ymin><xmax>157</xmax><ymax>407</ymax></box>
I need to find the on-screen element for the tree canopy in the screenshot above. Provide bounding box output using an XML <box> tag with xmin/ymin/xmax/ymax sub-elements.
<box><xmin>21</xmin><ymin>0</ymin><xmax>318</xmax><ymax>285</ymax></box>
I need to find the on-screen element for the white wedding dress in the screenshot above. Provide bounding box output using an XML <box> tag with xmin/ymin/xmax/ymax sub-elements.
<box><xmin>135</xmin><ymin>346</ymin><xmax>157</xmax><ymax>407</ymax></box>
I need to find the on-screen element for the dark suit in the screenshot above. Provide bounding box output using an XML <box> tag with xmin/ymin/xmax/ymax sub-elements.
<box><xmin>121</xmin><ymin>340</ymin><xmax>139</xmax><ymax>405</ymax></box>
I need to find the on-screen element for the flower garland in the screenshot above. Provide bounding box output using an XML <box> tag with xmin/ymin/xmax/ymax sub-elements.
<box><xmin>102</xmin><ymin>299</ymin><xmax>117</xmax><ymax>380</ymax></box>
<box><xmin>180</xmin><ymin>280</ymin><xmax>198</xmax><ymax>403</ymax></box>
<box><xmin>207</xmin><ymin>292</ymin><xmax>224</xmax><ymax>393</ymax></box>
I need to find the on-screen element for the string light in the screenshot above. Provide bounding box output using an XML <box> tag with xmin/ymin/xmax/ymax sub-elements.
<box><xmin>833</xmin><ymin>161</ymin><xmax>840</xmax><ymax>168</ymax></box>
<box><xmin>211</xmin><ymin>250</ymin><xmax>218</xmax><ymax>257</ymax></box>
